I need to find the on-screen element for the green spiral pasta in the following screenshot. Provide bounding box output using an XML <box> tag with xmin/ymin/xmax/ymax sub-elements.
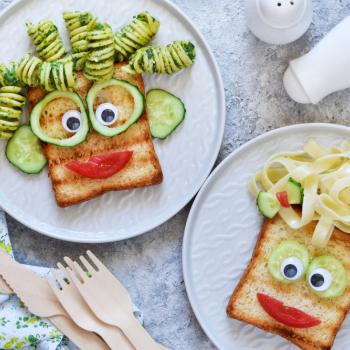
<box><xmin>123</xmin><ymin>40</ymin><xmax>196</xmax><ymax>74</ymax></box>
<box><xmin>16</xmin><ymin>53</ymin><xmax>42</xmax><ymax>87</ymax></box>
<box><xmin>114</xmin><ymin>11</ymin><xmax>160</xmax><ymax>62</ymax></box>
<box><xmin>63</xmin><ymin>11</ymin><xmax>96</xmax><ymax>70</ymax></box>
<box><xmin>84</xmin><ymin>22</ymin><xmax>115</xmax><ymax>81</ymax></box>
<box><xmin>0</xmin><ymin>86</ymin><xmax>26</xmax><ymax>139</ymax></box>
<box><xmin>39</xmin><ymin>58</ymin><xmax>76</xmax><ymax>92</ymax></box>
<box><xmin>26</xmin><ymin>20</ymin><xmax>67</xmax><ymax>62</ymax></box>
<box><xmin>0</xmin><ymin>63</ymin><xmax>22</xmax><ymax>87</ymax></box>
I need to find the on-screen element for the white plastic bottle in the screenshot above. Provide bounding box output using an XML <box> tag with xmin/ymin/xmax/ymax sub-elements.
<box><xmin>245</xmin><ymin>0</ymin><xmax>313</xmax><ymax>45</ymax></box>
<box><xmin>284</xmin><ymin>16</ymin><xmax>350</xmax><ymax>104</ymax></box>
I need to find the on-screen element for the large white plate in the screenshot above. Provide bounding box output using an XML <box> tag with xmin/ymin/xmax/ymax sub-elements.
<box><xmin>183</xmin><ymin>124</ymin><xmax>350</xmax><ymax>350</ymax></box>
<box><xmin>0</xmin><ymin>0</ymin><xmax>225</xmax><ymax>242</ymax></box>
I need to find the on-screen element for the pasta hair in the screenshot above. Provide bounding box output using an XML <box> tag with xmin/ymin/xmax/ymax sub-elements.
<box><xmin>123</xmin><ymin>40</ymin><xmax>196</xmax><ymax>74</ymax></box>
<box><xmin>83</xmin><ymin>22</ymin><xmax>115</xmax><ymax>81</ymax></box>
<box><xmin>26</xmin><ymin>20</ymin><xmax>67</xmax><ymax>62</ymax></box>
<box><xmin>114</xmin><ymin>11</ymin><xmax>160</xmax><ymax>62</ymax></box>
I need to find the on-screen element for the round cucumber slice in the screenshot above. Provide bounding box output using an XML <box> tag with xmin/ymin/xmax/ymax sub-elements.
<box><xmin>30</xmin><ymin>91</ymin><xmax>89</xmax><ymax>147</ymax></box>
<box><xmin>6</xmin><ymin>125</ymin><xmax>47</xmax><ymax>174</ymax></box>
<box><xmin>306</xmin><ymin>256</ymin><xmax>348</xmax><ymax>298</ymax></box>
<box><xmin>146</xmin><ymin>89</ymin><xmax>185</xmax><ymax>139</ymax></box>
<box><xmin>86</xmin><ymin>79</ymin><xmax>145</xmax><ymax>137</ymax></box>
<box><xmin>268</xmin><ymin>240</ymin><xmax>310</xmax><ymax>284</ymax></box>
<box><xmin>256</xmin><ymin>191</ymin><xmax>280</xmax><ymax>219</ymax></box>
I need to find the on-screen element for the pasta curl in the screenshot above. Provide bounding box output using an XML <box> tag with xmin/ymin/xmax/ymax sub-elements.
<box><xmin>123</xmin><ymin>40</ymin><xmax>196</xmax><ymax>74</ymax></box>
<box><xmin>114</xmin><ymin>11</ymin><xmax>160</xmax><ymax>62</ymax></box>
<box><xmin>39</xmin><ymin>58</ymin><xmax>76</xmax><ymax>92</ymax></box>
<box><xmin>0</xmin><ymin>86</ymin><xmax>25</xmax><ymax>139</ymax></box>
<box><xmin>84</xmin><ymin>22</ymin><xmax>115</xmax><ymax>81</ymax></box>
<box><xmin>26</xmin><ymin>20</ymin><xmax>67</xmax><ymax>62</ymax></box>
<box><xmin>63</xmin><ymin>11</ymin><xmax>96</xmax><ymax>70</ymax></box>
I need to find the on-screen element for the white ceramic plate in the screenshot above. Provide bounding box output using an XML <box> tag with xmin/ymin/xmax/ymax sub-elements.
<box><xmin>183</xmin><ymin>124</ymin><xmax>350</xmax><ymax>350</ymax></box>
<box><xmin>0</xmin><ymin>0</ymin><xmax>225</xmax><ymax>242</ymax></box>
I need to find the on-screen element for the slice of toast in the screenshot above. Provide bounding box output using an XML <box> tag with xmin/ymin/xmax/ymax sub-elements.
<box><xmin>27</xmin><ymin>63</ymin><xmax>163</xmax><ymax>207</ymax></box>
<box><xmin>227</xmin><ymin>216</ymin><xmax>350</xmax><ymax>350</ymax></box>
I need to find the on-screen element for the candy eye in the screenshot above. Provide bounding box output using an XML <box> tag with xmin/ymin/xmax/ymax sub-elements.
<box><xmin>308</xmin><ymin>268</ymin><xmax>332</xmax><ymax>292</ymax></box>
<box><xmin>62</xmin><ymin>110</ymin><xmax>82</xmax><ymax>133</ymax></box>
<box><xmin>281</xmin><ymin>257</ymin><xmax>304</xmax><ymax>281</ymax></box>
<box><xmin>306</xmin><ymin>256</ymin><xmax>348</xmax><ymax>298</ymax></box>
<box><xmin>96</xmin><ymin>103</ymin><xmax>119</xmax><ymax>126</ymax></box>
<box><xmin>268</xmin><ymin>240</ymin><xmax>309</xmax><ymax>283</ymax></box>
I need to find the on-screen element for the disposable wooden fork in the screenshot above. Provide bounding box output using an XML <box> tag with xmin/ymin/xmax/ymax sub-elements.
<box><xmin>47</xmin><ymin>263</ymin><xmax>135</xmax><ymax>350</ymax></box>
<box><xmin>64</xmin><ymin>251</ymin><xmax>168</xmax><ymax>350</ymax></box>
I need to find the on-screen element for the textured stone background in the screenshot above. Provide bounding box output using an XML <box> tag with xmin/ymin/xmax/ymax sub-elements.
<box><xmin>2</xmin><ymin>0</ymin><xmax>350</xmax><ymax>349</ymax></box>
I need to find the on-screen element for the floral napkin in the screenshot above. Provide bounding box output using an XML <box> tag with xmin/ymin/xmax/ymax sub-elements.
<box><xmin>0</xmin><ymin>211</ymin><xmax>71</xmax><ymax>350</ymax></box>
<box><xmin>0</xmin><ymin>211</ymin><xmax>143</xmax><ymax>349</ymax></box>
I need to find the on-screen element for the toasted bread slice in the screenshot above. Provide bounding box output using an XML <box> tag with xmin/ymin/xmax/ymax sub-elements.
<box><xmin>227</xmin><ymin>216</ymin><xmax>350</xmax><ymax>350</ymax></box>
<box><xmin>27</xmin><ymin>63</ymin><xmax>163</xmax><ymax>207</ymax></box>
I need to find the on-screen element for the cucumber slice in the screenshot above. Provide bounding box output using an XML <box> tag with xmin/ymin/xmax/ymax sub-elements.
<box><xmin>30</xmin><ymin>91</ymin><xmax>89</xmax><ymax>147</ymax></box>
<box><xmin>87</xmin><ymin>79</ymin><xmax>145</xmax><ymax>137</ymax></box>
<box><xmin>286</xmin><ymin>177</ymin><xmax>303</xmax><ymax>204</ymax></box>
<box><xmin>6</xmin><ymin>125</ymin><xmax>47</xmax><ymax>174</ymax></box>
<box><xmin>146</xmin><ymin>89</ymin><xmax>185</xmax><ymax>139</ymax></box>
<box><xmin>256</xmin><ymin>191</ymin><xmax>280</xmax><ymax>219</ymax></box>
<box><xmin>268</xmin><ymin>240</ymin><xmax>310</xmax><ymax>284</ymax></box>
<box><xmin>306</xmin><ymin>256</ymin><xmax>348</xmax><ymax>298</ymax></box>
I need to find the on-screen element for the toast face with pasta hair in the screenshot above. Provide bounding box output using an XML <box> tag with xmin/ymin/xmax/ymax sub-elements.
<box><xmin>27</xmin><ymin>63</ymin><xmax>163</xmax><ymax>207</ymax></box>
<box><xmin>227</xmin><ymin>216</ymin><xmax>350</xmax><ymax>350</ymax></box>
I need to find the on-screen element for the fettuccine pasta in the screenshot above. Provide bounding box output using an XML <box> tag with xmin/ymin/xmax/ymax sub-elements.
<box><xmin>248</xmin><ymin>139</ymin><xmax>350</xmax><ymax>248</ymax></box>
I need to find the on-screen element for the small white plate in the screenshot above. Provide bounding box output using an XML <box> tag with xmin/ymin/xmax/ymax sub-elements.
<box><xmin>183</xmin><ymin>123</ymin><xmax>350</xmax><ymax>350</ymax></box>
<box><xmin>0</xmin><ymin>0</ymin><xmax>225</xmax><ymax>242</ymax></box>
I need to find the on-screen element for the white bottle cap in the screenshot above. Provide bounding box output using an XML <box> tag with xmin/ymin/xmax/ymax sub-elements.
<box><xmin>245</xmin><ymin>0</ymin><xmax>313</xmax><ymax>45</ymax></box>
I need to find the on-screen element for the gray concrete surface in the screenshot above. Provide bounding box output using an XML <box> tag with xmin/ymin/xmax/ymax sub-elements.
<box><xmin>3</xmin><ymin>1</ymin><xmax>350</xmax><ymax>349</ymax></box>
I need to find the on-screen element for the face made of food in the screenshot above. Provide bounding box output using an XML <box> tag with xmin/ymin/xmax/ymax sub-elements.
<box><xmin>27</xmin><ymin>67</ymin><xmax>147</xmax><ymax>180</ymax></box>
<box><xmin>254</xmin><ymin>220</ymin><xmax>350</xmax><ymax>329</ymax></box>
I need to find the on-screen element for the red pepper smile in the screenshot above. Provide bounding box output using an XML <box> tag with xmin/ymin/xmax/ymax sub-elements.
<box><xmin>65</xmin><ymin>150</ymin><xmax>133</xmax><ymax>179</ymax></box>
<box><xmin>257</xmin><ymin>293</ymin><xmax>321</xmax><ymax>328</ymax></box>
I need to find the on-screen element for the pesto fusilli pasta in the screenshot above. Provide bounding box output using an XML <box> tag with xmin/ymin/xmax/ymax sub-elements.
<box><xmin>63</xmin><ymin>11</ymin><xmax>96</xmax><ymax>70</ymax></box>
<box><xmin>84</xmin><ymin>22</ymin><xmax>115</xmax><ymax>81</ymax></box>
<box><xmin>114</xmin><ymin>11</ymin><xmax>160</xmax><ymax>62</ymax></box>
<box><xmin>17</xmin><ymin>53</ymin><xmax>42</xmax><ymax>87</ymax></box>
<box><xmin>39</xmin><ymin>58</ymin><xmax>76</xmax><ymax>92</ymax></box>
<box><xmin>123</xmin><ymin>40</ymin><xmax>196</xmax><ymax>74</ymax></box>
<box><xmin>0</xmin><ymin>63</ymin><xmax>22</xmax><ymax>87</ymax></box>
<box><xmin>26</xmin><ymin>20</ymin><xmax>67</xmax><ymax>62</ymax></box>
<box><xmin>0</xmin><ymin>86</ymin><xmax>26</xmax><ymax>139</ymax></box>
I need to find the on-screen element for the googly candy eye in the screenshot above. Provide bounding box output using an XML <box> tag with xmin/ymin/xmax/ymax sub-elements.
<box><xmin>62</xmin><ymin>110</ymin><xmax>82</xmax><ymax>133</ymax></box>
<box><xmin>95</xmin><ymin>103</ymin><xmax>119</xmax><ymax>126</ymax></box>
<box><xmin>268</xmin><ymin>240</ymin><xmax>309</xmax><ymax>283</ymax></box>
<box><xmin>281</xmin><ymin>257</ymin><xmax>305</xmax><ymax>281</ymax></box>
<box><xmin>306</xmin><ymin>256</ymin><xmax>348</xmax><ymax>298</ymax></box>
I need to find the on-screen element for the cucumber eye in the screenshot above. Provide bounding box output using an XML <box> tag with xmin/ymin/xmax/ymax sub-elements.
<box><xmin>62</xmin><ymin>110</ymin><xmax>82</xmax><ymax>133</ymax></box>
<box><xmin>268</xmin><ymin>240</ymin><xmax>309</xmax><ymax>283</ymax></box>
<box><xmin>96</xmin><ymin>103</ymin><xmax>119</xmax><ymax>126</ymax></box>
<box><xmin>281</xmin><ymin>257</ymin><xmax>304</xmax><ymax>281</ymax></box>
<box><xmin>306</xmin><ymin>256</ymin><xmax>348</xmax><ymax>298</ymax></box>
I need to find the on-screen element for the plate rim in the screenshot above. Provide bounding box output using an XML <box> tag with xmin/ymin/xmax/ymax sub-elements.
<box><xmin>0</xmin><ymin>0</ymin><xmax>226</xmax><ymax>243</ymax></box>
<box><xmin>182</xmin><ymin>122</ymin><xmax>350</xmax><ymax>349</ymax></box>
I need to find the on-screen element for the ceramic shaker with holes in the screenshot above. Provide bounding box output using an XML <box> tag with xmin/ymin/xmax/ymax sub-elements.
<box><xmin>245</xmin><ymin>0</ymin><xmax>313</xmax><ymax>45</ymax></box>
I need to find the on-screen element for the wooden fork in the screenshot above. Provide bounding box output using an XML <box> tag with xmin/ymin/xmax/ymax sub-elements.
<box><xmin>64</xmin><ymin>252</ymin><xmax>168</xmax><ymax>350</ymax></box>
<box><xmin>47</xmin><ymin>263</ymin><xmax>135</xmax><ymax>350</ymax></box>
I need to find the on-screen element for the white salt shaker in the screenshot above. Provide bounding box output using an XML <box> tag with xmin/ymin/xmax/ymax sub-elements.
<box><xmin>284</xmin><ymin>16</ymin><xmax>350</xmax><ymax>104</ymax></box>
<box><xmin>245</xmin><ymin>0</ymin><xmax>313</xmax><ymax>45</ymax></box>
